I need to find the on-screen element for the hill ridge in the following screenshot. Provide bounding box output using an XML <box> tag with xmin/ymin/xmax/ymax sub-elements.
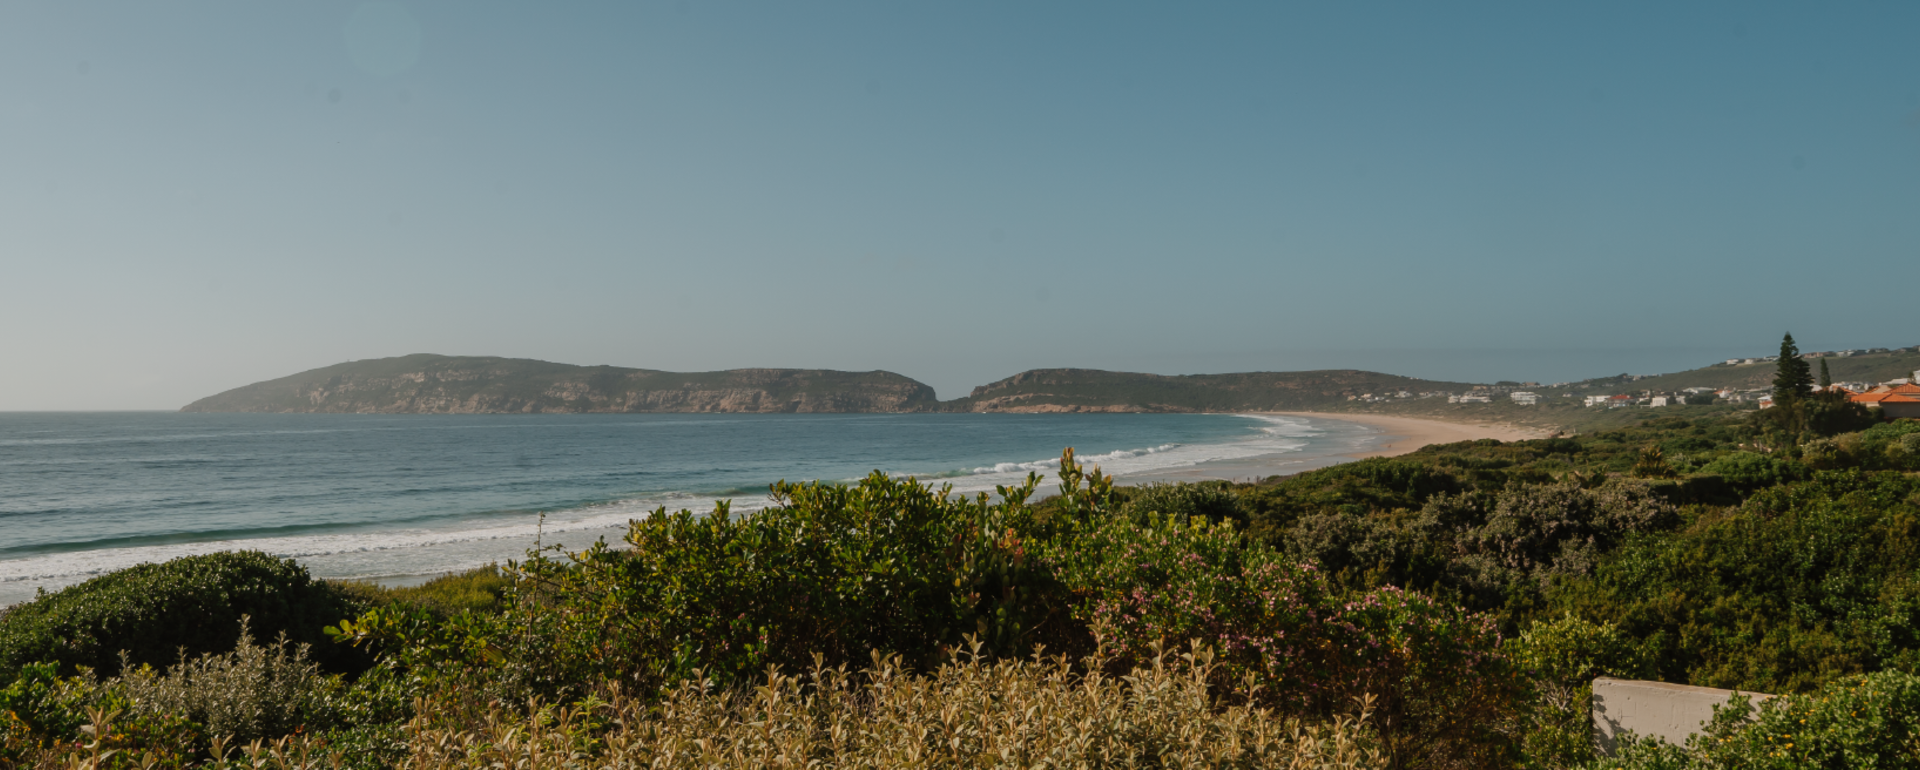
<box><xmin>180</xmin><ymin>354</ymin><xmax>940</xmax><ymax>414</ymax></box>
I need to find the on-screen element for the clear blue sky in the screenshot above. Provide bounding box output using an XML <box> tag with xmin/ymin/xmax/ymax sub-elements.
<box><xmin>5</xmin><ymin>2</ymin><xmax>1918</xmax><ymax>409</ymax></box>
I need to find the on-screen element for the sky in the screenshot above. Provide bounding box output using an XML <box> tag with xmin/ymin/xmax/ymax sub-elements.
<box><xmin>5</xmin><ymin>2</ymin><xmax>1919</xmax><ymax>409</ymax></box>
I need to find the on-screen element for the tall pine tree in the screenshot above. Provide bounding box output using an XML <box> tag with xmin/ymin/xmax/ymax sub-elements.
<box><xmin>1819</xmin><ymin>358</ymin><xmax>1832</xmax><ymax>389</ymax></box>
<box><xmin>1772</xmin><ymin>333</ymin><xmax>1814</xmax><ymax>405</ymax></box>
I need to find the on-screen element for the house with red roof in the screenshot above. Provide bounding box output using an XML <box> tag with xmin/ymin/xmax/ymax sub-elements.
<box><xmin>1849</xmin><ymin>384</ymin><xmax>1920</xmax><ymax>420</ymax></box>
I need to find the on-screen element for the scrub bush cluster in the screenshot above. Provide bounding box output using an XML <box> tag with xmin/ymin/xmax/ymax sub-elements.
<box><xmin>8</xmin><ymin>409</ymin><xmax>1920</xmax><ymax>768</ymax></box>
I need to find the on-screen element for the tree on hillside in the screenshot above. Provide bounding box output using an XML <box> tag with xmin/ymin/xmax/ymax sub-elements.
<box><xmin>1772</xmin><ymin>333</ymin><xmax>1813</xmax><ymax>406</ymax></box>
<box><xmin>1819</xmin><ymin>358</ymin><xmax>1832</xmax><ymax>389</ymax></box>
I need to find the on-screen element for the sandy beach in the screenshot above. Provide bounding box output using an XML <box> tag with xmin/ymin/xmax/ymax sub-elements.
<box><xmin>1267</xmin><ymin>411</ymin><xmax>1547</xmax><ymax>458</ymax></box>
<box><xmin>1115</xmin><ymin>411</ymin><xmax>1548</xmax><ymax>486</ymax></box>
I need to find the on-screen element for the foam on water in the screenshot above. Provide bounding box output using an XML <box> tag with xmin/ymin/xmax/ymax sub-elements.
<box><xmin>0</xmin><ymin>413</ymin><xmax>1378</xmax><ymax>604</ymax></box>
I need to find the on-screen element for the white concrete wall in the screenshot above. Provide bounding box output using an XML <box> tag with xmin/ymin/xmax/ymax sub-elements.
<box><xmin>1591</xmin><ymin>677</ymin><xmax>1773</xmax><ymax>756</ymax></box>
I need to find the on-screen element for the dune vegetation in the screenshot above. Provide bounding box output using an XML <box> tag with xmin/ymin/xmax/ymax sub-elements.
<box><xmin>7</xmin><ymin>383</ymin><xmax>1920</xmax><ymax>768</ymax></box>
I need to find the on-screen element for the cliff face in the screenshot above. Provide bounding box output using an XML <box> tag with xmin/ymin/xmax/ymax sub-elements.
<box><xmin>181</xmin><ymin>355</ymin><xmax>939</xmax><ymax>414</ymax></box>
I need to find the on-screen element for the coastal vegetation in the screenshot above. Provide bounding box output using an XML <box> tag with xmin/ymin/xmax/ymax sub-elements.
<box><xmin>7</xmin><ymin>405</ymin><xmax>1920</xmax><ymax>767</ymax></box>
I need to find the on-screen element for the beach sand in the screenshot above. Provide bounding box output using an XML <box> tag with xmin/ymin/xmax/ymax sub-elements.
<box><xmin>1114</xmin><ymin>411</ymin><xmax>1549</xmax><ymax>486</ymax></box>
<box><xmin>1270</xmin><ymin>411</ymin><xmax>1547</xmax><ymax>459</ymax></box>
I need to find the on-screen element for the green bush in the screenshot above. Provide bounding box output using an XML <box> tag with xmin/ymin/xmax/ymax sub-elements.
<box><xmin>1044</xmin><ymin>510</ymin><xmax>1523</xmax><ymax>769</ymax></box>
<box><xmin>1508</xmin><ymin>614</ymin><xmax>1654</xmax><ymax>768</ymax></box>
<box><xmin>114</xmin><ymin>618</ymin><xmax>347</xmax><ymax>745</ymax></box>
<box><xmin>0</xmin><ymin>551</ymin><xmax>368</xmax><ymax>679</ymax></box>
<box><xmin>1244</xmin><ymin>457</ymin><xmax>1466</xmax><ymax>540</ymax></box>
<box><xmin>1456</xmin><ymin>480</ymin><xmax>1677</xmax><ymax>592</ymax></box>
<box><xmin>336</xmin><ymin>565</ymin><xmax>511</xmax><ymax>618</ymax></box>
<box><xmin>1120</xmin><ymin>481</ymin><xmax>1246</xmax><ymax>525</ymax></box>
<box><xmin>0</xmin><ymin>662</ymin><xmax>88</xmax><ymax>764</ymax></box>
<box><xmin>339</xmin><ymin>456</ymin><xmax>1109</xmax><ymax>702</ymax></box>
<box><xmin>1552</xmin><ymin>471</ymin><xmax>1920</xmax><ymax>693</ymax></box>
<box><xmin>1594</xmin><ymin>669</ymin><xmax>1920</xmax><ymax>769</ymax></box>
<box><xmin>1695</xmin><ymin>451</ymin><xmax>1808</xmax><ymax>491</ymax></box>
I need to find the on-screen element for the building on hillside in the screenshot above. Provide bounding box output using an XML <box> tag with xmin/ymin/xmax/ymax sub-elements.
<box><xmin>1450</xmin><ymin>393</ymin><xmax>1492</xmax><ymax>404</ymax></box>
<box><xmin>1648</xmin><ymin>396</ymin><xmax>1670</xmax><ymax>407</ymax></box>
<box><xmin>1609</xmin><ymin>394</ymin><xmax>1633</xmax><ymax>408</ymax></box>
<box><xmin>1758</xmin><ymin>395</ymin><xmax>1774</xmax><ymax>409</ymax></box>
<box><xmin>1584</xmin><ymin>395</ymin><xmax>1612</xmax><ymax>407</ymax></box>
<box><xmin>1510</xmin><ymin>391</ymin><xmax>1540</xmax><ymax>406</ymax></box>
<box><xmin>1886</xmin><ymin>395</ymin><xmax>1920</xmax><ymax>420</ymax></box>
<box><xmin>1852</xmin><ymin>384</ymin><xmax>1920</xmax><ymax>419</ymax></box>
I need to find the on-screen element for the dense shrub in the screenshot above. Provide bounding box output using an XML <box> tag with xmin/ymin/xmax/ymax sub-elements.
<box><xmin>336</xmin><ymin>566</ymin><xmax>511</xmax><ymax>618</ymax></box>
<box><xmin>337</xmin><ymin>459</ymin><xmax>1097</xmax><ymax>702</ymax></box>
<box><xmin>1243</xmin><ymin>457</ymin><xmax>1466</xmax><ymax>541</ymax></box>
<box><xmin>113</xmin><ymin>619</ymin><xmax>347</xmax><ymax>744</ymax></box>
<box><xmin>1552</xmin><ymin>470</ymin><xmax>1920</xmax><ymax>693</ymax></box>
<box><xmin>1455</xmin><ymin>480</ymin><xmax>1677</xmax><ymax>592</ymax></box>
<box><xmin>1695</xmin><ymin>451</ymin><xmax>1808</xmax><ymax>491</ymax></box>
<box><xmin>47</xmin><ymin>645</ymin><xmax>1387</xmax><ymax>770</ymax></box>
<box><xmin>0</xmin><ymin>663</ymin><xmax>88</xmax><ymax>764</ymax></box>
<box><xmin>0</xmin><ymin>551</ymin><xmax>368</xmax><ymax>680</ymax></box>
<box><xmin>1120</xmin><ymin>480</ymin><xmax>1246</xmax><ymax>525</ymax></box>
<box><xmin>1</xmin><ymin>661</ymin><xmax>209</xmax><ymax>769</ymax></box>
<box><xmin>1045</xmin><ymin>511</ymin><xmax>1521</xmax><ymax>769</ymax></box>
<box><xmin>32</xmin><ymin>407</ymin><xmax>1920</xmax><ymax>767</ymax></box>
<box><xmin>1594</xmin><ymin>669</ymin><xmax>1920</xmax><ymax>769</ymax></box>
<box><xmin>1506</xmin><ymin>614</ymin><xmax>1654</xmax><ymax>768</ymax></box>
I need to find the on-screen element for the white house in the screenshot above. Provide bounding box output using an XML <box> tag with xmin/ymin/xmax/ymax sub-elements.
<box><xmin>1510</xmin><ymin>391</ymin><xmax>1540</xmax><ymax>406</ymax></box>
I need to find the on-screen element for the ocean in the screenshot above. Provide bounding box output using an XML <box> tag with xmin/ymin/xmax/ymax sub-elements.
<box><xmin>0</xmin><ymin>411</ymin><xmax>1386</xmax><ymax>605</ymax></box>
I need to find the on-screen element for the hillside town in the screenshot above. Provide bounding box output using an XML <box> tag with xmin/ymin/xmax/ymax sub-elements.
<box><xmin>1362</xmin><ymin>344</ymin><xmax>1920</xmax><ymax>419</ymax></box>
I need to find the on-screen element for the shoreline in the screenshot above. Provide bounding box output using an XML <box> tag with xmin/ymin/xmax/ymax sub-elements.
<box><xmin>3</xmin><ymin>412</ymin><xmax>1550</xmax><ymax>603</ymax></box>
<box><xmin>1115</xmin><ymin>411</ymin><xmax>1548</xmax><ymax>485</ymax></box>
<box><xmin>1264</xmin><ymin>411</ymin><xmax>1548</xmax><ymax>459</ymax></box>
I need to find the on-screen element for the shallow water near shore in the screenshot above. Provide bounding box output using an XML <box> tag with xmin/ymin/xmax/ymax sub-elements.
<box><xmin>0</xmin><ymin>411</ymin><xmax>1386</xmax><ymax>604</ymax></box>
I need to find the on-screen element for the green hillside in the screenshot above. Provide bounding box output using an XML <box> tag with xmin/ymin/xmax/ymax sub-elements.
<box><xmin>180</xmin><ymin>354</ymin><xmax>940</xmax><ymax>414</ymax></box>
<box><xmin>182</xmin><ymin>346</ymin><xmax>1920</xmax><ymax>419</ymax></box>
<box><xmin>943</xmin><ymin>368</ymin><xmax>1473</xmax><ymax>412</ymax></box>
<box><xmin>1584</xmin><ymin>347</ymin><xmax>1920</xmax><ymax>393</ymax></box>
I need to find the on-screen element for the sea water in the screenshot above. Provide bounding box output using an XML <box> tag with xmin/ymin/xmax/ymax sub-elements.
<box><xmin>0</xmin><ymin>412</ymin><xmax>1386</xmax><ymax>605</ymax></box>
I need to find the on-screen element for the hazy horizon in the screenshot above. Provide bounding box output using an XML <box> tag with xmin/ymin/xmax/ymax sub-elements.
<box><xmin>7</xmin><ymin>2</ymin><xmax>1919</xmax><ymax>409</ymax></box>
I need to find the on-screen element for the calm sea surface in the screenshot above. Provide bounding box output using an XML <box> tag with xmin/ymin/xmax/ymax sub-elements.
<box><xmin>0</xmin><ymin>412</ymin><xmax>1384</xmax><ymax>604</ymax></box>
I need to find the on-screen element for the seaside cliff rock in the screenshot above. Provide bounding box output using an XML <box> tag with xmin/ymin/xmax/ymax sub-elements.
<box><xmin>180</xmin><ymin>355</ymin><xmax>940</xmax><ymax>414</ymax></box>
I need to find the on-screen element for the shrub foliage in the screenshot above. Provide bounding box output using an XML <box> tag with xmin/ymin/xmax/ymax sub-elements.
<box><xmin>0</xmin><ymin>551</ymin><xmax>365</xmax><ymax>680</ymax></box>
<box><xmin>11</xmin><ymin>410</ymin><xmax>1920</xmax><ymax>768</ymax></box>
